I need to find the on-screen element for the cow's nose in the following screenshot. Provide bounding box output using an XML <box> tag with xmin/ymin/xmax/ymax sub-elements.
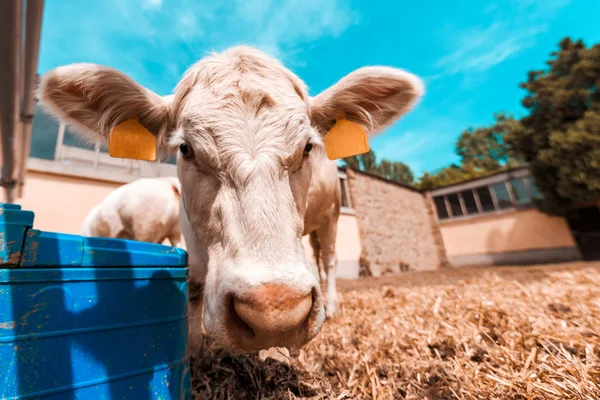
<box><xmin>228</xmin><ymin>283</ymin><xmax>315</xmax><ymax>351</ymax></box>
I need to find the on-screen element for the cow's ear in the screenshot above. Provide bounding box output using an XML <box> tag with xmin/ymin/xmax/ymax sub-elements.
<box><xmin>39</xmin><ymin>63</ymin><xmax>173</xmax><ymax>154</ymax></box>
<box><xmin>310</xmin><ymin>66</ymin><xmax>424</xmax><ymax>136</ymax></box>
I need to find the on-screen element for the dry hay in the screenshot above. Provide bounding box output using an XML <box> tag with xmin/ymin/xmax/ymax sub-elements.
<box><xmin>192</xmin><ymin>262</ymin><xmax>600</xmax><ymax>399</ymax></box>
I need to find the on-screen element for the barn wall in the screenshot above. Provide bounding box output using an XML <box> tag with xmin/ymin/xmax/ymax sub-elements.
<box><xmin>2</xmin><ymin>170</ymin><xmax>121</xmax><ymax>235</ymax></box>
<box><xmin>440</xmin><ymin>208</ymin><xmax>581</xmax><ymax>266</ymax></box>
<box><xmin>346</xmin><ymin>170</ymin><xmax>443</xmax><ymax>274</ymax></box>
<box><xmin>11</xmin><ymin>164</ymin><xmax>364</xmax><ymax>278</ymax></box>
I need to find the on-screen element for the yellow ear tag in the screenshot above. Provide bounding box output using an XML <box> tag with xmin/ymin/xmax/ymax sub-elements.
<box><xmin>108</xmin><ymin>117</ymin><xmax>157</xmax><ymax>162</ymax></box>
<box><xmin>323</xmin><ymin>112</ymin><xmax>370</xmax><ymax>160</ymax></box>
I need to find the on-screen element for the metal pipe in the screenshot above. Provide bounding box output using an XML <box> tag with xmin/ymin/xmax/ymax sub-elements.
<box><xmin>93</xmin><ymin>141</ymin><xmax>100</xmax><ymax>169</ymax></box>
<box><xmin>0</xmin><ymin>0</ymin><xmax>23</xmax><ymax>203</ymax></box>
<box><xmin>17</xmin><ymin>0</ymin><xmax>45</xmax><ymax>198</ymax></box>
<box><xmin>54</xmin><ymin>120</ymin><xmax>65</xmax><ymax>161</ymax></box>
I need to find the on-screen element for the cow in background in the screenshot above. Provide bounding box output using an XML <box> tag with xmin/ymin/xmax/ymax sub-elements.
<box><xmin>81</xmin><ymin>176</ymin><xmax>185</xmax><ymax>249</ymax></box>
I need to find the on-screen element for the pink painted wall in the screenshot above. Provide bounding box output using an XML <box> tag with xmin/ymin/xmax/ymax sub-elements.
<box><xmin>3</xmin><ymin>171</ymin><xmax>121</xmax><ymax>235</ymax></box>
<box><xmin>7</xmin><ymin>170</ymin><xmax>363</xmax><ymax>279</ymax></box>
<box><xmin>440</xmin><ymin>208</ymin><xmax>577</xmax><ymax>256</ymax></box>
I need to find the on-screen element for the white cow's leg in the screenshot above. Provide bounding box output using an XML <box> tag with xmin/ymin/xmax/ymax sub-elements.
<box><xmin>168</xmin><ymin>228</ymin><xmax>186</xmax><ymax>251</ymax></box>
<box><xmin>316</xmin><ymin>219</ymin><xmax>339</xmax><ymax>319</ymax></box>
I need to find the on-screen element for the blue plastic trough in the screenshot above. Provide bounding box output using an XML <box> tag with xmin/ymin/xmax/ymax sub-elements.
<box><xmin>0</xmin><ymin>203</ymin><xmax>191</xmax><ymax>399</ymax></box>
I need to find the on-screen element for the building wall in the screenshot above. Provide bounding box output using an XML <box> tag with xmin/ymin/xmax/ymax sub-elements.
<box><xmin>440</xmin><ymin>208</ymin><xmax>581</xmax><ymax>266</ymax></box>
<box><xmin>424</xmin><ymin>192</ymin><xmax>451</xmax><ymax>269</ymax></box>
<box><xmin>10</xmin><ymin>166</ymin><xmax>364</xmax><ymax>279</ymax></box>
<box><xmin>2</xmin><ymin>170</ymin><xmax>121</xmax><ymax>235</ymax></box>
<box><xmin>346</xmin><ymin>170</ymin><xmax>442</xmax><ymax>274</ymax></box>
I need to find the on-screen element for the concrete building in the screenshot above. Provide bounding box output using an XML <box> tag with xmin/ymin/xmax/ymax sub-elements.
<box><xmin>6</xmin><ymin>103</ymin><xmax>599</xmax><ymax>280</ymax></box>
<box><xmin>428</xmin><ymin>168</ymin><xmax>591</xmax><ymax>267</ymax></box>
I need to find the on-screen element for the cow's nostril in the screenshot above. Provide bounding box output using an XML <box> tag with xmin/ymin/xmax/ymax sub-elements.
<box><xmin>228</xmin><ymin>295</ymin><xmax>256</xmax><ymax>340</ymax></box>
<box><xmin>233</xmin><ymin>292</ymin><xmax>313</xmax><ymax>333</ymax></box>
<box><xmin>229</xmin><ymin>284</ymin><xmax>314</xmax><ymax>349</ymax></box>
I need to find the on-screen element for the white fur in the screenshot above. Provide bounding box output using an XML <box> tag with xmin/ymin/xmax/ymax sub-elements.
<box><xmin>81</xmin><ymin>177</ymin><xmax>185</xmax><ymax>248</ymax></box>
<box><xmin>38</xmin><ymin>45</ymin><xmax>425</xmax><ymax>353</ymax></box>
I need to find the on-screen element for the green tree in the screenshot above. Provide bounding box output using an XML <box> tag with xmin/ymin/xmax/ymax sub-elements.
<box><xmin>342</xmin><ymin>155</ymin><xmax>360</xmax><ymax>170</ymax></box>
<box><xmin>342</xmin><ymin>149</ymin><xmax>376</xmax><ymax>172</ymax></box>
<box><xmin>360</xmin><ymin>149</ymin><xmax>377</xmax><ymax>172</ymax></box>
<box><xmin>416</xmin><ymin>163</ymin><xmax>482</xmax><ymax>190</ymax></box>
<box><xmin>416</xmin><ymin>113</ymin><xmax>523</xmax><ymax>189</ymax></box>
<box><xmin>456</xmin><ymin>113</ymin><xmax>522</xmax><ymax>171</ymax></box>
<box><xmin>342</xmin><ymin>150</ymin><xmax>415</xmax><ymax>185</ymax></box>
<box><xmin>505</xmin><ymin>37</ymin><xmax>600</xmax><ymax>215</ymax></box>
<box><xmin>417</xmin><ymin>172</ymin><xmax>438</xmax><ymax>191</ymax></box>
<box><xmin>377</xmin><ymin>159</ymin><xmax>414</xmax><ymax>185</ymax></box>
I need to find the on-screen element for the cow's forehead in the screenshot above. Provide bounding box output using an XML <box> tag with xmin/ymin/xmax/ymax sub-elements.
<box><xmin>179</xmin><ymin>79</ymin><xmax>310</xmax><ymax>143</ymax></box>
<box><xmin>173</xmin><ymin>46</ymin><xmax>310</xmax><ymax>120</ymax></box>
<box><xmin>170</xmin><ymin>49</ymin><xmax>318</xmax><ymax>176</ymax></box>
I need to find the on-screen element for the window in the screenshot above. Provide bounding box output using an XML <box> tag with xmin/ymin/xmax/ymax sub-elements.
<box><xmin>30</xmin><ymin>104</ymin><xmax>60</xmax><ymax>160</ymax></box>
<box><xmin>476</xmin><ymin>186</ymin><xmax>495</xmax><ymax>212</ymax></box>
<box><xmin>431</xmin><ymin>170</ymin><xmax>540</xmax><ymax>222</ymax></box>
<box><xmin>63</xmin><ymin>127</ymin><xmax>101</xmax><ymax>151</ymax></box>
<box><xmin>510</xmin><ymin>178</ymin><xmax>530</xmax><ymax>205</ymax></box>
<box><xmin>28</xmin><ymin>102</ymin><xmax>178</xmax><ymax>181</ymax></box>
<box><xmin>527</xmin><ymin>176</ymin><xmax>542</xmax><ymax>199</ymax></box>
<box><xmin>434</xmin><ymin>196</ymin><xmax>449</xmax><ymax>220</ymax></box>
<box><xmin>167</xmin><ymin>154</ymin><xmax>178</xmax><ymax>165</ymax></box>
<box><xmin>492</xmin><ymin>182</ymin><xmax>513</xmax><ymax>209</ymax></box>
<box><xmin>340</xmin><ymin>177</ymin><xmax>351</xmax><ymax>208</ymax></box>
<box><xmin>460</xmin><ymin>190</ymin><xmax>479</xmax><ymax>214</ymax></box>
<box><xmin>447</xmin><ymin>193</ymin><xmax>463</xmax><ymax>217</ymax></box>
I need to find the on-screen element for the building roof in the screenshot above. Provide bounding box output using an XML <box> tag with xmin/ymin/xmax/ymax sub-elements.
<box><xmin>338</xmin><ymin>165</ymin><xmax>422</xmax><ymax>193</ymax></box>
<box><xmin>338</xmin><ymin>164</ymin><xmax>533</xmax><ymax>195</ymax></box>
<box><xmin>428</xmin><ymin>166</ymin><xmax>532</xmax><ymax>197</ymax></box>
<box><xmin>428</xmin><ymin>166</ymin><xmax>530</xmax><ymax>190</ymax></box>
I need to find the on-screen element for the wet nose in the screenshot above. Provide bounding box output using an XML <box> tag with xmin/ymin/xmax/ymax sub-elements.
<box><xmin>228</xmin><ymin>283</ymin><xmax>315</xmax><ymax>351</ymax></box>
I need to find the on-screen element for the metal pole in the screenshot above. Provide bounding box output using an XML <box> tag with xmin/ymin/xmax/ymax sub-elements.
<box><xmin>17</xmin><ymin>0</ymin><xmax>45</xmax><ymax>198</ymax></box>
<box><xmin>54</xmin><ymin>120</ymin><xmax>65</xmax><ymax>161</ymax></box>
<box><xmin>93</xmin><ymin>141</ymin><xmax>100</xmax><ymax>169</ymax></box>
<box><xmin>0</xmin><ymin>0</ymin><xmax>23</xmax><ymax>203</ymax></box>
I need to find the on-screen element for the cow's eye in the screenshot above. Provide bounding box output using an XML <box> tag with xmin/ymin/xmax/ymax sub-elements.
<box><xmin>304</xmin><ymin>142</ymin><xmax>313</xmax><ymax>154</ymax></box>
<box><xmin>179</xmin><ymin>143</ymin><xmax>193</xmax><ymax>158</ymax></box>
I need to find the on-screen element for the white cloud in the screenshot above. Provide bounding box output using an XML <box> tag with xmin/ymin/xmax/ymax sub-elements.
<box><xmin>377</xmin><ymin>131</ymin><xmax>438</xmax><ymax>159</ymax></box>
<box><xmin>371</xmin><ymin>130</ymin><xmax>458</xmax><ymax>176</ymax></box>
<box><xmin>434</xmin><ymin>0</ymin><xmax>570</xmax><ymax>77</ymax></box>
<box><xmin>435</xmin><ymin>23</ymin><xmax>545</xmax><ymax>75</ymax></box>
<box><xmin>211</xmin><ymin>0</ymin><xmax>360</xmax><ymax>65</ymax></box>
<box><xmin>144</xmin><ymin>0</ymin><xmax>163</xmax><ymax>8</ymax></box>
<box><xmin>39</xmin><ymin>0</ymin><xmax>360</xmax><ymax>94</ymax></box>
<box><xmin>120</xmin><ymin>0</ymin><xmax>360</xmax><ymax>66</ymax></box>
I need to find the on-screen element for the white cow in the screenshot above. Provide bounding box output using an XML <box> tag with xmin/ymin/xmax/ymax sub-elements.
<box><xmin>38</xmin><ymin>45</ymin><xmax>424</xmax><ymax>354</ymax></box>
<box><xmin>81</xmin><ymin>176</ymin><xmax>185</xmax><ymax>249</ymax></box>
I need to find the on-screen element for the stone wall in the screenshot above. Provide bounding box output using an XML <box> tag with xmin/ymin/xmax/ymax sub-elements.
<box><xmin>346</xmin><ymin>169</ymin><xmax>445</xmax><ymax>275</ymax></box>
<box><xmin>424</xmin><ymin>192</ymin><xmax>452</xmax><ymax>269</ymax></box>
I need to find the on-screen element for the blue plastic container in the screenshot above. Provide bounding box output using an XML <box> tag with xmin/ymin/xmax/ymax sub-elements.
<box><xmin>0</xmin><ymin>203</ymin><xmax>191</xmax><ymax>399</ymax></box>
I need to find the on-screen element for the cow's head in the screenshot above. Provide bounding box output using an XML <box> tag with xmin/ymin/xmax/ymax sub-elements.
<box><xmin>39</xmin><ymin>46</ymin><xmax>424</xmax><ymax>352</ymax></box>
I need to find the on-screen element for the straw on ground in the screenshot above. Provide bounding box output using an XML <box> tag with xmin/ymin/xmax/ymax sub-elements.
<box><xmin>192</xmin><ymin>262</ymin><xmax>600</xmax><ymax>400</ymax></box>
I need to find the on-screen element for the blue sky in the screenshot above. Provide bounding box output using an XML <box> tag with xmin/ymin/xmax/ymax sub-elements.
<box><xmin>37</xmin><ymin>0</ymin><xmax>600</xmax><ymax>177</ymax></box>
